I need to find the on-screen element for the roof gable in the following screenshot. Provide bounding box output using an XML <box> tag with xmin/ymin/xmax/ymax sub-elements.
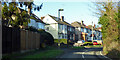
<box><xmin>42</xmin><ymin>15</ymin><xmax>58</xmax><ymax>24</ymax></box>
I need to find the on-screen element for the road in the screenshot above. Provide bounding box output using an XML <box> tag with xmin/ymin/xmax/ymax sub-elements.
<box><xmin>57</xmin><ymin>47</ymin><xmax>111</xmax><ymax>60</ymax></box>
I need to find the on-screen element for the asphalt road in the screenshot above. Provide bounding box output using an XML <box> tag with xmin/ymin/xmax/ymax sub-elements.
<box><xmin>57</xmin><ymin>47</ymin><xmax>112</xmax><ymax>60</ymax></box>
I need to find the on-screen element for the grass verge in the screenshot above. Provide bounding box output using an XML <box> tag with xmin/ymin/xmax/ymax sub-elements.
<box><xmin>2</xmin><ymin>46</ymin><xmax>62</xmax><ymax>60</ymax></box>
<box><xmin>23</xmin><ymin>49</ymin><xmax>64</xmax><ymax>58</ymax></box>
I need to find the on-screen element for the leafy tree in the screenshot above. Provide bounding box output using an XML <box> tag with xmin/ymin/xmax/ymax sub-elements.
<box><xmin>2</xmin><ymin>2</ymin><xmax>30</xmax><ymax>28</ymax></box>
<box><xmin>19</xmin><ymin>2</ymin><xmax>43</xmax><ymax>15</ymax></box>
<box><xmin>93</xmin><ymin>1</ymin><xmax>120</xmax><ymax>58</ymax></box>
<box><xmin>2</xmin><ymin>3</ymin><xmax>9</xmax><ymax>26</ymax></box>
<box><xmin>2</xmin><ymin>1</ymin><xmax>43</xmax><ymax>27</ymax></box>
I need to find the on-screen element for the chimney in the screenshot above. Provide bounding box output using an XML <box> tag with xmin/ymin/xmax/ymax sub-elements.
<box><xmin>61</xmin><ymin>16</ymin><xmax>64</xmax><ymax>21</ymax></box>
<box><xmin>81</xmin><ymin>20</ymin><xmax>84</xmax><ymax>25</ymax></box>
<box><xmin>94</xmin><ymin>24</ymin><xmax>96</xmax><ymax>28</ymax></box>
<box><xmin>41</xmin><ymin>17</ymin><xmax>45</xmax><ymax>20</ymax></box>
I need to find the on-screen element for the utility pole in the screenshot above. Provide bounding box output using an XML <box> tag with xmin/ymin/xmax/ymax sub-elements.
<box><xmin>92</xmin><ymin>21</ymin><xmax>93</xmax><ymax>43</ymax></box>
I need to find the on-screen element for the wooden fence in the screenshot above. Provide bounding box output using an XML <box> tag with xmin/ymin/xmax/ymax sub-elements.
<box><xmin>20</xmin><ymin>30</ymin><xmax>40</xmax><ymax>51</ymax></box>
<box><xmin>2</xmin><ymin>26</ymin><xmax>41</xmax><ymax>54</ymax></box>
<box><xmin>2</xmin><ymin>26</ymin><xmax>20</xmax><ymax>54</ymax></box>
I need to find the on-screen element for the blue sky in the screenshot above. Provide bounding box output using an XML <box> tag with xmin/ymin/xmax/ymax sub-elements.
<box><xmin>33</xmin><ymin>1</ymin><xmax>100</xmax><ymax>26</ymax></box>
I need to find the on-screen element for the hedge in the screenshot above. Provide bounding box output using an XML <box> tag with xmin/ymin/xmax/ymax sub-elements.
<box><xmin>54</xmin><ymin>39</ymin><xmax>67</xmax><ymax>44</ymax></box>
<box><xmin>83</xmin><ymin>42</ymin><xmax>93</xmax><ymax>45</ymax></box>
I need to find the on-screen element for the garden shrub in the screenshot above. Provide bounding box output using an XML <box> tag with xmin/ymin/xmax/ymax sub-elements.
<box><xmin>83</xmin><ymin>42</ymin><xmax>93</xmax><ymax>46</ymax></box>
<box><xmin>54</xmin><ymin>39</ymin><xmax>67</xmax><ymax>44</ymax></box>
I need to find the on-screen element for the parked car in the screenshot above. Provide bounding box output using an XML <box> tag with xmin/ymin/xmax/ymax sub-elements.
<box><xmin>93</xmin><ymin>40</ymin><xmax>103</xmax><ymax>45</ymax></box>
<box><xmin>73</xmin><ymin>40</ymin><xmax>85</xmax><ymax>46</ymax></box>
<box><xmin>77</xmin><ymin>40</ymin><xmax>85</xmax><ymax>43</ymax></box>
<box><xmin>93</xmin><ymin>41</ymin><xmax>98</xmax><ymax>45</ymax></box>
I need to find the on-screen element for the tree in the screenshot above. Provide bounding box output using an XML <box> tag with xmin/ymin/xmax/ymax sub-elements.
<box><xmin>19</xmin><ymin>2</ymin><xmax>43</xmax><ymax>15</ymax></box>
<box><xmin>2</xmin><ymin>1</ymin><xmax>43</xmax><ymax>28</ymax></box>
<box><xmin>93</xmin><ymin>1</ymin><xmax>120</xmax><ymax>58</ymax></box>
<box><xmin>2</xmin><ymin>3</ymin><xmax>9</xmax><ymax>26</ymax></box>
<box><xmin>2</xmin><ymin>2</ymin><xmax>30</xmax><ymax>28</ymax></box>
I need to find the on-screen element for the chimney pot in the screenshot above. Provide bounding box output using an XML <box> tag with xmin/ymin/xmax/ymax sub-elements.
<box><xmin>61</xmin><ymin>16</ymin><xmax>64</xmax><ymax>21</ymax></box>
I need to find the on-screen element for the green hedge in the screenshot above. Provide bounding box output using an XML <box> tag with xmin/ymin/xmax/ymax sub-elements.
<box><xmin>54</xmin><ymin>39</ymin><xmax>67</xmax><ymax>44</ymax></box>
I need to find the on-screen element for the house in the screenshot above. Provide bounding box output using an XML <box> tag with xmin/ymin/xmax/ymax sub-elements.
<box><xmin>71</xmin><ymin>21</ymin><xmax>82</xmax><ymax>41</ymax></box>
<box><xmin>28</xmin><ymin>14</ymin><xmax>45</xmax><ymax>30</ymax></box>
<box><xmin>41</xmin><ymin>14</ymin><xmax>76</xmax><ymax>43</ymax></box>
<box><xmin>17</xmin><ymin>8</ymin><xmax>46</xmax><ymax>30</ymax></box>
<box><xmin>71</xmin><ymin>21</ymin><xmax>89</xmax><ymax>41</ymax></box>
<box><xmin>96</xmin><ymin>27</ymin><xmax>102</xmax><ymax>40</ymax></box>
<box><xmin>71</xmin><ymin>21</ymin><xmax>102</xmax><ymax>42</ymax></box>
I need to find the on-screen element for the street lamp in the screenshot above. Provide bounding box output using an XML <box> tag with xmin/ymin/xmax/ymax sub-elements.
<box><xmin>58</xmin><ymin>9</ymin><xmax>64</xmax><ymax>47</ymax></box>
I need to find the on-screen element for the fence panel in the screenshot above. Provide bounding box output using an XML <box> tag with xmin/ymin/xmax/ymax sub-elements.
<box><xmin>33</xmin><ymin>32</ymin><xmax>36</xmax><ymax>49</ymax></box>
<box><xmin>12</xmin><ymin>28</ymin><xmax>20</xmax><ymax>52</ymax></box>
<box><xmin>20</xmin><ymin>30</ymin><xmax>26</xmax><ymax>50</ymax></box>
<box><xmin>2</xmin><ymin>26</ymin><xmax>12</xmax><ymax>54</ymax></box>
<box><xmin>28</xmin><ymin>31</ymin><xmax>32</xmax><ymax>49</ymax></box>
<box><xmin>2</xmin><ymin>26</ymin><xmax>20</xmax><ymax>54</ymax></box>
<box><xmin>25</xmin><ymin>30</ymin><xmax>29</xmax><ymax>50</ymax></box>
<box><xmin>2</xmin><ymin>26</ymin><xmax>41</xmax><ymax>54</ymax></box>
<box><xmin>31</xmin><ymin>32</ymin><xmax>34</xmax><ymax>49</ymax></box>
<box><xmin>36</xmin><ymin>33</ymin><xmax>40</xmax><ymax>49</ymax></box>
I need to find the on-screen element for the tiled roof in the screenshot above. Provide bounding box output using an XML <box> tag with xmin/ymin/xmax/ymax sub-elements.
<box><xmin>85</xmin><ymin>26</ymin><xmax>90</xmax><ymax>29</ymax></box>
<box><xmin>71</xmin><ymin>21</ymin><xmax>81</xmax><ymax>27</ymax></box>
<box><xmin>31</xmin><ymin>14</ymin><xmax>45</xmax><ymax>24</ymax></box>
<box><xmin>71</xmin><ymin>21</ymin><xmax>86</xmax><ymax>28</ymax></box>
<box><xmin>48</xmin><ymin>14</ymin><xmax>74</xmax><ymax>27</ymax></box>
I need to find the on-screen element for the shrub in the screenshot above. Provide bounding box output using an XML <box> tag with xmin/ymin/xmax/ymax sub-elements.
<box><xmin>27</xmin><ymin>26</ymin><xmax>38</xmax><ymax>32</ymax></box>
<box><xmin>83</xmin><ymin>42</ymin><xmax>93</xmax><ymax>46</ymax></box>
<box><xmin>27</xmin><ymin>26</ymin><xmax>54</xmax><ymax>47</ymax></box>
<box><xmin>40</xmin><ymin>31</ymin><xmax>54</xmax><ymax>46</ymax></box>
<box><xmin>54</xmin><ymin>39</ymin><xmax>67</xmax><ymax>44</ymax></box>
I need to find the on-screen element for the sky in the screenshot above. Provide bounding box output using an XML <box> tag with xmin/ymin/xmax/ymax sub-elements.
<box><xmin>32</xmin><ymin>1</ymin><xmax>100</xmax><ymax>26</ymax></box>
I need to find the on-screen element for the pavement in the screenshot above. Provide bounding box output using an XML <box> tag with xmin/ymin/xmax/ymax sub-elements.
<box><xmin>56</xmin><ymin>47</ymin><xmax>112</xmax><ymax>60</ymax></box>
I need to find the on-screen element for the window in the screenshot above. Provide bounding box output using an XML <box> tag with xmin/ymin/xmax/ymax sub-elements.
<box><xmin>58</xmin><ymin>24</ymin><xmax>60</xmax><ymax>29</ymax></box>
<box><xmin>86</xmin><ymin>29</ymin><xmax>88</xmax><ymax>33</ymax></box>
<box><xmin>88</xmin><ymin>29</ymin><xmax>90</xmax><ymax>33</ymax></box>
<box><xmin>59</xmin><ymin>35</ymin><xmax>61</xmax><ymax>39</ymax></box>
<box><xmin>81</xmin><ymin>28</ymin><xmax>84</xmax><ymax>32</ymax></box>
<box><xmin>46</xmin><ymin>27</ymin><xmax>49</xmax><ymax>31</ymax></box>
<box><xmin>84</xmin><ymin>28</ymin><xmax>86</xmax><ymax>33</ymax></box>
<box><xmin>62</xmin><ymin>34</ymin><xmax>64</xmax><ymax>38</ymax></box>
<box><xmin>65</xmin><ymin>27</ymin><xmax>67</xmax><ymax>31</ymax></box>
<box><xmin>70</xmin><ymin>35</ymin><xmax>72</xmax><ymax>39</ymax></box>
<box><xmin>65</xmin><ymin>35</ymin><xmax>67</xmax><ymax>39</ymax></box>
<box><xmin>70</xmin><ymin>27</ymin><xmax>72</xmax><ymax>31</ymax></box>
<box><xmin>62</xmin><ymin>25</ymin><xmax>64</xmax><ymax>30</ymax></box>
